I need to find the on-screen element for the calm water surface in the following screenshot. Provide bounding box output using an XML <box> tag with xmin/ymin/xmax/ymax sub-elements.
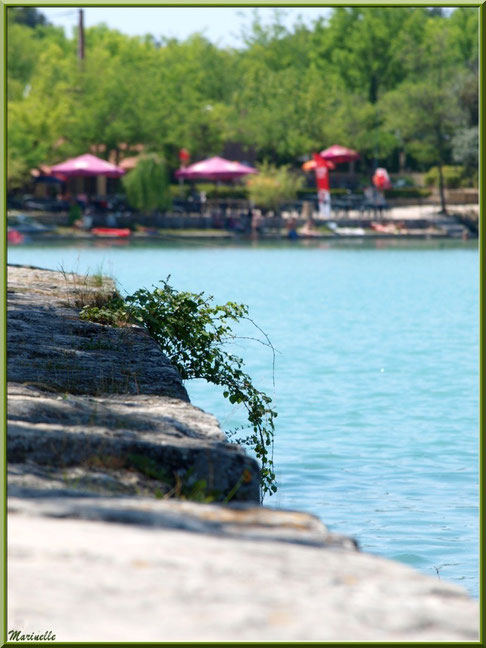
<box><xmin>8</xmin><ymin>239</ymin><xmax>479</xmax><ymax>597</ymax></box>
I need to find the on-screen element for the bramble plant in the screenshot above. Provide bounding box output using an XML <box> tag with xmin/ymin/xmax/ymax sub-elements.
<box><xmin>80</xmin><ymin>279</ymin><xmax>278</xmax><ymax>496</ymax></box>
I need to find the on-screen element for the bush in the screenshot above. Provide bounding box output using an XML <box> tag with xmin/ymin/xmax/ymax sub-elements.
<box><xmin>424</xmin><ymin>166</ymin><xmax>465</xmax><ymax>189</ymax></box>
<box><xmin>169</xmin><ymin>184</ymin><xmax>192</xmax><ymax>200</ymax></box>
<box><xmin>169</xmin><ymin>183</ymin><xmax>249</xmax><ymax>201</ymax></box>
<box><xmin>68</xmin><ymin>204</ymin><xmax>81</xmax><ymax>225</ymax></box>
<box><xmin>195</xmin><ymin>183</ymin><xmax>249</xmax><ymax>200</ymax></box>
<box><xmin>246</xmin><ymin>162</ymin><xmax>304</xmax><ymax>212</ymax></box>
<box><xmin>123</xmin><ymin>153</ymin><xmax>172</xmax><ymax>211</ymax></box>
<box><xmin>384</xmin><ymin>188</ymin><xmax>432</xmax><ymax>199</ymax></box>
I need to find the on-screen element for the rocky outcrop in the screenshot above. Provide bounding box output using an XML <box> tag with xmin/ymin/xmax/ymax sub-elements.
<box><xmin>7</xmin><ymin>264</ymin><xmax>479</xmax><ymax>642</ymax></box>
<box><xmin>7</xmin><ymin>264</ymin><xmax>188</xmax><ymax>399</ymax></box>
<box><xmin>7</xmin><ymin>265</ymin><xmax>259</xmax><ymax>502</ymax></box>
<box><xmin>8</xmin><ymin>384</ymin><xmax>257</xmax><ymax>501</ymax></box>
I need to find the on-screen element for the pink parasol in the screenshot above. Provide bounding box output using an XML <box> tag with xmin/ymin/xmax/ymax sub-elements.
<box><xmin>175</xmin><ymin>156</ymin><xmax>258</xmax><ymax>181</ymax></box>
<box><xmin>319</xmin><ymin>145</ymin><xmax>360</xmax><ymax>164</ymax></box>
<box><xmin>50</xmin><ymin>153</ymin><xmax>125</xmax><ymax>178</ymax></box>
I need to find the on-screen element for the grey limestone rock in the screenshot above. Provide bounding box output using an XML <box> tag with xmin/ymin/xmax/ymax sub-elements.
<box><xmin>7</xmin><ymin>265</ymin><xmax>260</xmax><ymax>502</ymax></box>
<box><xmin>6</xmin><ymin>265</ymin><xmax>479</xmax><ymax>642</ymax></box>
<box><xmin>8</xmin><ymin>512</ymin><xmax>479</xmax><ymax>642</ymax></box>
<box><xmin>8</xmin><ymin>495</ymin><xmax>357</xmax><ymax>549</ymax></box>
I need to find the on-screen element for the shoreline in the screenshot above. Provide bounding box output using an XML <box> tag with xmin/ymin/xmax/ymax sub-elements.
<box><xmin>8</xmin><ymin>204</ymin><xmax>478</xmax><ymax>244</ymax></box>
<box><xmin>7</xmin><ymin>225</ymin><xmax>478</xmax><ymax>244</ymax></box>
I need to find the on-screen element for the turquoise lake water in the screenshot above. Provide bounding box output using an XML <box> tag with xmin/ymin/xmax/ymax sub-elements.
<box><xmin>8</xmin><ymin>238</ymin><xmax>479</xmax><ymax>597</ymax></box>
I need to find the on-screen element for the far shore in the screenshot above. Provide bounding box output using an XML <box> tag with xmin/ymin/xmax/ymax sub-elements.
<box><xmin>8</xmin><ymin>203</ymin><xmax>478</xmax><ymax>244</ymax></box>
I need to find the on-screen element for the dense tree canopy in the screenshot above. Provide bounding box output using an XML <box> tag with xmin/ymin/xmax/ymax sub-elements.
<box><xmin>9</xmin><ymin>7</ymin><xmax>49</xmax><ymax>29</ymax></box>
<box><xmin>7</xmin><ymin>7</ymin><xmax>478</xmax><ymax>190</ymax></box>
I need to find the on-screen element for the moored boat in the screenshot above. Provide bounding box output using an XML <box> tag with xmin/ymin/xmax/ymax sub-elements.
<box><xmin>91</xmin><ymin>227</ymin><xmax>131</xmax><ymax>238</ymax></box>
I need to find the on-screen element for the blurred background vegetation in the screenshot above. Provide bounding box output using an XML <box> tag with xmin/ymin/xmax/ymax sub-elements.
<box><xmin>7</xmin><ymin>6</ymin><xmax>478</xmax><ymax>191</ymax></box>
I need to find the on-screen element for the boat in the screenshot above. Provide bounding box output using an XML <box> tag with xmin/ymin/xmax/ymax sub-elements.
<box><xmin>91</xmin><ymin>227</ymin><xmax>131</xmax><ymax>238</ymax></box>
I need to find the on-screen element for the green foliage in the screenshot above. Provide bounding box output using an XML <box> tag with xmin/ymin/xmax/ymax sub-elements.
<box><xmin>170</xmin><ymin>183</ymin><xmax>249</xmax><ymax>201</ymax></box>
<box><xmin>68</xmin><ymin>204</ymin><xmax>82</xmax><ymax>226</ymax></box>
<box><xmin>384</xmin><ymin>188</ymin><xmax>432</xmax><ymax>199</ymax></box>
<box><xmin>169</xmin><ymin>184</ymin><xmax>192</xmax><ymax>200</ymax></box>
<box><xmin>380</xmin><ymin>78</ymin><xmax>462</xmax><ymax>165</ymax></box>
<box><xmin>448</xmin><ymin>7</ymin><xmax>478</xmax><ymax>67</ymax></box>
<box><xmin>320</xmin><ymin>7</ymin><xmax>415</xmax><ymax>103</ymax></box>
<box><xmin>81</xmin><ymin>280</ymin><xmax>278</xmax><ymax>497</ymax></box>
<box><xmin>122</xmin><ymin>154</ymin><xmax>172</xmax><ymax>212</ymax></box>
<box><xmin>6</xmin><ymin>7</ymin><xmax>478</xmax><ymax>190</ymax></box>
<box><xmin>195</xmin><ymin>184</ymin><xmax>249</xmax><ymax>200</ymax></box>
<box><xmin>246</xmin><ymin>162</ymin><xmax>304</xmax><ymax>212</ymax></box>
<box><xmin>8</xmin><ymin>7</ymin><xmax>49</xmax><ymax>28</ymax></box>
<box><xmin>6</xmin><ymin>154</ymin><xmax>30</xmax><ymax>191</ymax></box>
<box><xmin>423</xmin><ymin>166</ymin><xmax>467</xmax><ymax>189</ymax></box>
<box><xmin>452</xmin><ymin>127</ymin><xmax>478</xmax><ymax>171</ymax></box>
<box><xmin>79</xmin><ymin>301</ymin><xmax>130</xmax><ymax>327</ymax></box>
<box><xmin>7</xmin><ymin>22</ymin><xmax>43</xmax><ymax>100</ymax></box>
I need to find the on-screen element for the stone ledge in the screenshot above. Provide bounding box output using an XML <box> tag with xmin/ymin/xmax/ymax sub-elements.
<box><xmin>8</xmin><ymin>495</ymin><xmax>358</xmax><ymax>549</ymax></box>
<box><xmin>8</xmin><ymin>513</ymin><xmax>479</xmax><ymax>642</ymax></box>
<box><xmin>7</xmin><ymin>383</ymin><xmax>260</xmax><ymax>503</ymax></box>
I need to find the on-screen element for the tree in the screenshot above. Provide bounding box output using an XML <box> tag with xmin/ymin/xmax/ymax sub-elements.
<box><xmin>8</xmin><ymin>7</ymin><xmax>48</xmax><ymax>29</ymax></box>
<box><xmin>448</xmin><ymin>7</ymin><xmax>478</xmax><ymax>69</ymax></box>
<box><xmin>6</xmin><ymin>6</ymin><xmax>479</xmax><ymax>189</ymax></box>
<box><xmin>238</xmin><ymin>8</ymin><xmax>313</xmax><ymax>73</ymax></box>
<box><xmin>7</xmin><ymin>16</ymin><xmax>70</xmax><ymax>101</ymax></box>
<box><xmin>381</xmin><ymin>79</ymin><xmax>462</xmax><ymax>212</ymax></box>
<box><xmin>7</xmin><ymin>23</ymin><xmax>42</xmax><ymax>101</ymax></box>
<box><xmin>64</xmin><ymin>28</ymin><xmax>155</xmax><ymax>161</ymax></box>
<box><xmin>379</xmin><ymin>13</ymin><xmax>472</xmax><ymax>211</ymax></box>
<box><xmin>7</xmin><ymin>40</ymin><xmax>77</xmax><ymax>189</ymax></box>
<box><xmin>314</xmin><ymin>7</ymin><xmax>419</xmax><ymax>103</ymax></box>
<box><xmin>122</xmin><ymin>154</ymin><xmax>171</xmax><ymax>212</ymax></box>
<box><xmin>136</xmin><ymin>34</ymin><xmax>236</xmax><ymax>165</ymax></box>
<box><xmin>452</xmin><ymin>127</ymin><xmax>478</xmax><ymax>178</ymax></box>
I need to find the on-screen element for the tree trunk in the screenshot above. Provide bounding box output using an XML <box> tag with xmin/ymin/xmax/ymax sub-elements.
<box><xmin>437</xmin><ymin>161</ymin><xmax>447</xmax><ymax>215</ymax></box>
<box><xmin>399</xmin><ymin>150</ymin><xmax>406</xmax><ymax>173</ymax></box>
<box><xmin>369</xmin><ymin>75</ymin><xmax>378</xmax><ymax>104</ymax></box>
<box><xmin>436</xmin><ymin>125</ymin><xmax>447</xmax><ymax>215</ymax></box>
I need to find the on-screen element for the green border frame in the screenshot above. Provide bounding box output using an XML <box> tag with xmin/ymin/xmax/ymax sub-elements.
<box><xmin>1</xmin><ymin>1</ymin><xmax>483</xmax><ymax>645</ymax></box>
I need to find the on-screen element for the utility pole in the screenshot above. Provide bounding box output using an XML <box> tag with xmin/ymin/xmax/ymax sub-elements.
<box><xmin>78</xmin><ymin>9</ymin><xmax>85</xmax><ymax>61</ymax></box>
